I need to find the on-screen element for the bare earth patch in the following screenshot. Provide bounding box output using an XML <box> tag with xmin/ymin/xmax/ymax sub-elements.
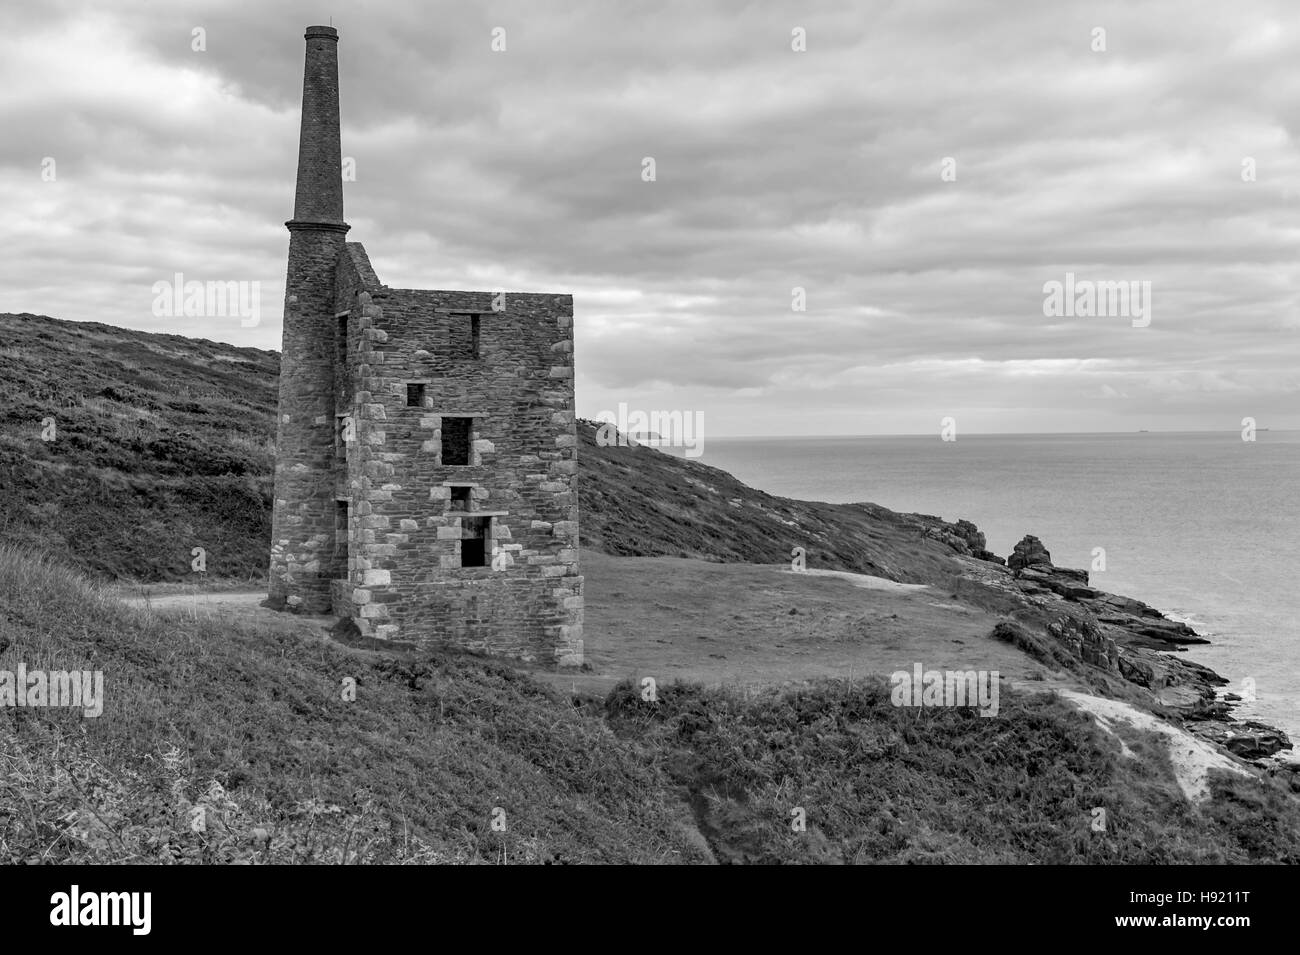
<box><xmin>118</xmin><ymin>590</ymin><xmax>337</xmax><ymax>641</ymax></box>
<box><xmin>779</xmin><ymin>567</ymin><xmax>930</xmax><ymax>592</ymax></box>
<box><xmin>1056</xmin><ymin>688</ymin><xmax>1251</xmax><ymax>801</ymax></box>
<box><xmin>542</xmin><ymin>551</ymin><xmax>1041</xmax><ymax>694</ymax></box>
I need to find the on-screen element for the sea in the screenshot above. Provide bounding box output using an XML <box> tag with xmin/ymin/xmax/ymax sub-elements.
<box><xmin>695</xmin><ymin>431</ymin><xmax>1300</xmax><ymax>742</ymax></box>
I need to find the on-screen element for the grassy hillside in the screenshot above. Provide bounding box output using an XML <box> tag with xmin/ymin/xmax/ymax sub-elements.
<box><xmin>4</xmin><ymin>311</ymin><xmax>1297</xmax><ymax>864</ymax></box>
<box><xmin>0</xmin><ymin>312</ymin><xmax>970</xmax><ymax>586</ymax></box>
<box><xmin>577</xmin><ymin>423</ymin><xmax>966</xmax><ymax>585</ymax></box>
<box><xmin>0</xmin><ymin>313</ymin><xmax>276</xmax><ymax>580</ymax></box>
<box><xmin>3</xmin><ymin>545</ymin><xmax>1298</xmax><ymax>864</ymax></box>
<box><xmin>0</xmin><ymin>546</ymin><xmax>702</xmax><ymax>864</ymax></box>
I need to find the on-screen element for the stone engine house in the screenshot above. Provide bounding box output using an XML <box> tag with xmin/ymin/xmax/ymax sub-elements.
<box><xmin>268</xmin><ymin>26</ymin><xmax>583</xmax><ymax>665</ymax></box>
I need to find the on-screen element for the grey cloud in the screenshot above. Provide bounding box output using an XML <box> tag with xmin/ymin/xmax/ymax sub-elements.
<box><xmin>0</xmin><ymin>0</ymin><xmax>1296</xmax><ymax>432</ymax></box>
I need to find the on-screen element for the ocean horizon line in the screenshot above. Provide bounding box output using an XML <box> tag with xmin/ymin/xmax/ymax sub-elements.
<box><xmin>702</xmin><ymin>429</ymin><xmax>1298</xmax><ymax>441</ymax></box>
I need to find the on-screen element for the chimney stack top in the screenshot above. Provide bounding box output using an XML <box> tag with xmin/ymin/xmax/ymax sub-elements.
<box><xmin>288</xmin><ymin>22</ymin><xmax>347</xmax><ymax>228</ymax></box>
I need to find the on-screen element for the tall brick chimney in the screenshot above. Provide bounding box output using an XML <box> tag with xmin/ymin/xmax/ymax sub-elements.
<box><xmin>269</xmin><ymin>26</ymin><xmax>351</xmax><ymax>612</ymax></box>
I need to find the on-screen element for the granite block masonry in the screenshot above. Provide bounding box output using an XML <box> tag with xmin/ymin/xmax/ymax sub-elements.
<box><xmin>267</xmin><ymin>26</ymin><xmax>582</xmax><ymax>666</ymax></box>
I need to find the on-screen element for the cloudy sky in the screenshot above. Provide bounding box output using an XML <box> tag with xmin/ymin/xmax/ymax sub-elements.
<box><xmin>2</xmin><ymin>0</ymin><xmax>1297</xmax><ymax>435</ymax></box>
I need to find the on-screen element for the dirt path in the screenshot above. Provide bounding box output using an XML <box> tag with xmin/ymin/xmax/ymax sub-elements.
<box><xmin>119</xmin><ymin>590</ymin><xmax>339</xmax><ymax>641</ymax></box>
<box><xmin>123</xmin><ymin>591</ymin><xmax>270</xmax><ymax>612</ymax></box>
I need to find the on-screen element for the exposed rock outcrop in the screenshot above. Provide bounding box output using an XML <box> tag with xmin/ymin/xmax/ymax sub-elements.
<box><xmin>956</xmin><ymin>528</ymin><xmax>1283</xmax><ymax>765</ymax></box>
<box><xmin>954</xmin><ymin>519</ymin><xmax>1006</xmax><ymax>564</ymax></box>
<box><xmin>953</xmin><ymin>519</ymin><xmax>985</xmax><ymax>552</ymax></box>
<box><xmin>911</xmin><ymin>514</ymin><xmax>1006</xmax><ymax>564</ymax></box>
<box><xmin>1008</xmin><ymin>534</ymin><xmax>1051</xmax><ymax>571</ymax></box>
<box><xmin>1046</xmin><ymin>615</ymin><xmax>1119</xmax><ymax>671</ymax></box>
<box><xmin>1195</xmin><ymin>721</ymin><xmax>1294</xmax><ymax>761</ymax></box>
<box><xmin>1006</xmin><ymin>535</ymin><xmax>1101</xmax><ymax>602</ymax></box>
<box><xmin>1001</xmin><ymin>535</ymin><xmax>1206</xmax><ymax>645</ymax></box>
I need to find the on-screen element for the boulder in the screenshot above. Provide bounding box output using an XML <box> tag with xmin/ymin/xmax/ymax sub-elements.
<box><xmin>1008</xmin><ymin>535</ymin><xmax>1052</xmax><ymax>571</ymax></box>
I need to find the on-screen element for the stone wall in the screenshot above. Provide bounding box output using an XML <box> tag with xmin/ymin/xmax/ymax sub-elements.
<box><xmin>330</xmin><ymin>255</ymin><xmax>583</xmax><ymax>665</ymax></box>
<box><xmin>268</xmin><ymin>225</ymin><xmax>351</xmax><ymax>611</ymax></box>
<box><xmin>268</xmin><ymin>26</ymin><xmax>351</xmax><ymax>613</ymax></box>
<box><xmin>272</xmin><ymin>24</ymin><xmax>582</xmax><ymax>664</ymax></box>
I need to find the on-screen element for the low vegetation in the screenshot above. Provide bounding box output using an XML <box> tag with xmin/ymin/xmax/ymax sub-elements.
<box><xmin>606</xmin><ymin>679</ymin><xmax>1300</xmax><ymax>863</ymax></box>
<box><xmin>4</xmin><ymin>312</ymin><xmax>1296</xmax><ymax>864</ymax></box>
<box><xmin>0</xmin><ymin>315</ymin><xmax>275</xmax><ymax>580</ymax></box>
<box><xmin>3</xmin><ymin>545</ymin><xmax>1297</xmax><ymax>864</ymax></box>
<box><xmin>0</xmin><ymin>546</ymin><xmax>702</xmax><ymax>863</ymax></box>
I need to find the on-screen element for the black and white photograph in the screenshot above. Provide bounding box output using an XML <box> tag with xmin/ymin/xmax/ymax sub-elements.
<box><xmin>0</xmin><ymin>0</ymin><xmax>1295</xmax><ymax>923</ymax></box>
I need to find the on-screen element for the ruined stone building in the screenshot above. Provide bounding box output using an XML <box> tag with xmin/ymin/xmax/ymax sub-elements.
<box><xmin>268</xmin><ymin>26</ymin><xmax>583</xmax><ymax>665</ymax></box>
